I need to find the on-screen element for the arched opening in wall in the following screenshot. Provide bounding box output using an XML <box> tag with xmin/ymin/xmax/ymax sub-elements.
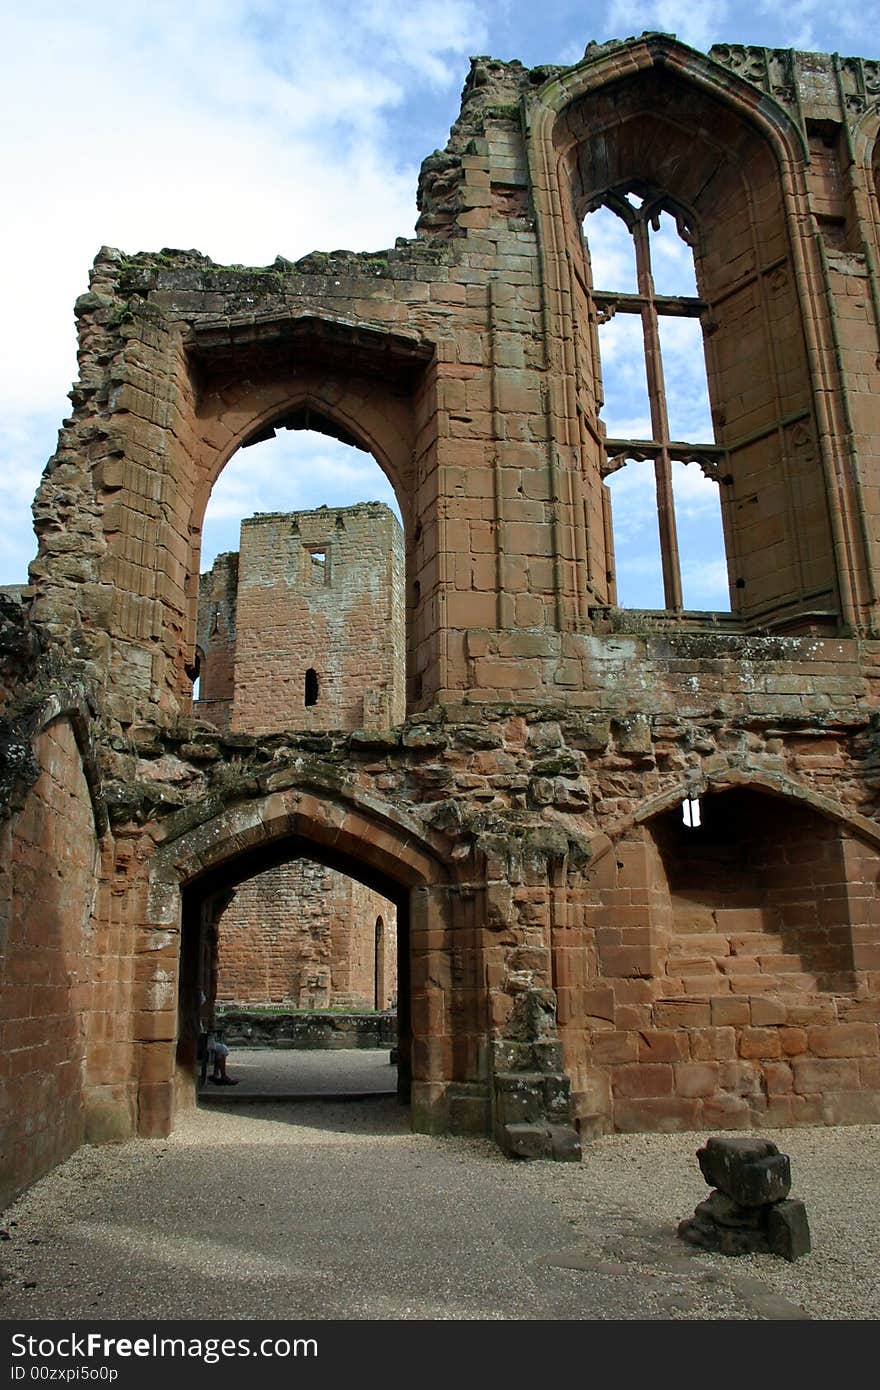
<box><xmin>178</xmin><ymin>837</ymin><xmax>405</xmax><ymax>1109</ymax></box>
<box><xmin>554</xmin><ymin>58</ymin><xmax>841</xmax><ymax>632</ymax></box>
<box><xmin>585</xmin><ymin>192</ymin><xmax>730</xmax><ymax>613</ymax></box>
<box><xmin>646</xmin><ymin>787</ymin><xmax>858</xmax><ymax>994</ymax></box>
<box><xmin>192</xmin><ymin>424</ymin><xmax>407</xmax><ymax>737</ymax></box>
<box><xmin>374</xmin><ymin>916</ymin><xmax>385</xmax><ymax>1011</ymax></box>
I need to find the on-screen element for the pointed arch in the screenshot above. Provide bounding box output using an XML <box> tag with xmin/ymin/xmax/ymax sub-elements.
<box><xmin>145</xmin><ymin>773</ymin><xmax>470</xmax><ymax>1137</ymax></box>
<box><xmin>170</xmin><ymin>312</ymin><xmax>435</xmax><ymax>714</ymax></box>
<box><xmin>527</xmin><ymin>33</ymin><xmax>855</xmax><ymax>633</ymax></box>
<box><xmin>581</xmin><ymin>760</ymin><xmax>880</xmax><ymax>860</ymax></box>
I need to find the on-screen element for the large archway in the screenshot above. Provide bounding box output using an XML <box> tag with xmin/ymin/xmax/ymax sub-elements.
<box><xmin>179</xmin><ymin>835</ymin><xmax>407</xmax><ymax>1104</ymax></box>
<box><xmin>147</xmin><ymin>779</ymin><xmax>463</xmax><ymax>1138</ymax></box>
<box><xmin>176</xmin><ymin>317</ymin><xmax>437</xmax><ymax>717</ymax></box>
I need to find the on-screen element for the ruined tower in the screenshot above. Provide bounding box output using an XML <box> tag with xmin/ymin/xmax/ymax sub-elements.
<box><xmin>195</xmin><ymin>502</ymin><xmax>405</xmax><ymax>735</ymax></box>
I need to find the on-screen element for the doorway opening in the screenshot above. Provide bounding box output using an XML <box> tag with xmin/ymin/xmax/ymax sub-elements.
<box><xmin>177</xmin><ymin>835</ymin><xmax>409</xmax><ymax>1108</ymax></box>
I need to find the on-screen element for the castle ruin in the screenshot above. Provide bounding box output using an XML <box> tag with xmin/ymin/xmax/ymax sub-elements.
<box><xmin>3</xmin><ymin>32</ymin><xmax>880</xmax><ymax>1202</ymax></box>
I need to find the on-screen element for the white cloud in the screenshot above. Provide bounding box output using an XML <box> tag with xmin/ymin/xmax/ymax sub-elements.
<box><xmin>603</xmin><ymin>0</ymin><xmax>730</xmax><ymax>54</ymax></box>
<box><xmin>0</xmin><ymin>1</ymin><xmax>484</xmax><ymax>582</ymax></box>
<box><xmin>200</xmin><ymin>431</ymin><xmax>400</xmax><ymax>572</ymax></box>
<box><xmin>584</xmin><ymin>204</ymin><xmax>638</xmax><ymax>292</ymax></box>
<box><xmin>681</xmin><ymin>556</ymin><xmax>730</xmax><ymax>608</ymax></box>
<box><xmin>649</xmin><ymin>212</ymin><xmax>697</xmax><ymax>296</ymax></box>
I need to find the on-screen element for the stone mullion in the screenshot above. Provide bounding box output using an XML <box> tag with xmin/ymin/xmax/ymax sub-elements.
<box><xmin>634</xmin><ymin>220</ymin><xmax>682</xmax><ymax>611</ymax></box>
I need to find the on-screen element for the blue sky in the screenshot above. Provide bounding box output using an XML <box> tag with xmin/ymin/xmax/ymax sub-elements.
<box><xmin>1</xmin><ymin>1</ymin><xmax>876</xmax><ymax>608</ymax></box>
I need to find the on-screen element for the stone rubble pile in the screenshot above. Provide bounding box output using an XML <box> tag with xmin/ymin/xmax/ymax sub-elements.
<box><xmin>678</xmin><ymin>1136</ymin><xmax>811</xmax><ymax>1261</ymax></box>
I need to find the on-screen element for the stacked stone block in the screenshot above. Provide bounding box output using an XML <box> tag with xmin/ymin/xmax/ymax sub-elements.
<box><xmin>678</xmin><ymin>1135</ymin><xmax>811</xmax><ymax>1260</ymax></box>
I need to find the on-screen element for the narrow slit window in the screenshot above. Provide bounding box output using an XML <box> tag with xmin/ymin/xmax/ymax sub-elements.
<box><xmin>682</xmin><ymin>797</ymin><xmax>702</xmax><ymax>829</ymax></box>
<box><xmin>305</xmin><ymin>545</ymin><xmax>329</xmax><ymax>585</ymax></box>
<box><xmin>304</xmin><ymin>668</ymin><xmax>319</xmax><ymax>707</ymax></box>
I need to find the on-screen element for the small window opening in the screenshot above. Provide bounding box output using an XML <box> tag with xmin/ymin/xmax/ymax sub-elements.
<box><xmin>374</xmin><ymin>915</ymin><xmax>385</xmax><ymax>1010</ymax></box>
<box><xmin>304</xmin><ymin>668</ymin><xmax>319</xmax><ymax>707</ymax></box>
<box><xmin>306</xmin><ymin>545</ymin><xmax>329</xmax><ymax>585</ymax></box>
<box><xmin>682</xmin><ymin>797</ymin><xmax>702</xmax><ymax>829</ymax></box>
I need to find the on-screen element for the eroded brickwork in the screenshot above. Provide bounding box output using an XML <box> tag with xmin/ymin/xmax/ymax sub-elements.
<box><xmin>4</xmin><ymin>34</ymin><xmax>880</xmax><ymax>1189</ymax></box>
<box><xmin>194</xmin><ymin>551</ymin><xmax>238</xmax><ymax>733</ymax></box>
<box><xmin>0</xmin><ymin>719</ymin><xmax>98</xmax><ymax>1207</ymax></box>
<box><xmin>215</xmin><ymin>860</ymin><xmax>397</xmax><ymax>1009</ymax></box>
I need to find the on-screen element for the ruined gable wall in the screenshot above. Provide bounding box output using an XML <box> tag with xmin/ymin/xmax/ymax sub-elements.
<box><xmin>21</xmin><ymin>40</ymin><xmax>880</xmax><ymax>728</ymax></box>
<box><xmin>215</xmin><ymin>860</ymin><xmax>397</xmax><ymax>1010</ymax></box>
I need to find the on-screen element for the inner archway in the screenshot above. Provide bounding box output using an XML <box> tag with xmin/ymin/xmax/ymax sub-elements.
<box><xmin>156</xmin><ymin>778</ymin><xmax>460</xmax><ymax>1138</ymax></box>
<box><xmin>178</xmin><ymin>834</ymin><xmax>411</xmax><ymax>1108</ymax></box>
<box><xmin>199</xmin><ymin>424</ymin><xmax>402</xmax><ymax>575</ymax></box>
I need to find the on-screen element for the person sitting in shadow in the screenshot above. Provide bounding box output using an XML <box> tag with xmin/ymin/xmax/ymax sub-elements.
<box><xmin>209</xmin><ymin>1034</ymin><xmax>238</xmax><ymax>1085</ymax></box>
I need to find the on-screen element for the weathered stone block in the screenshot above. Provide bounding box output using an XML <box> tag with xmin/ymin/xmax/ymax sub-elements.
<box><xmin>697</xmin><ymin>1136</ymin><xmax>791</xmax><ymax>1207</ymax></box>
<box><xmin>766</xmin><ymin>1199</ymin><xmax>811</xmax><ymax>1261</ymax></box>
<box><xmin>501</xmin><ymin>1122</ymin><xmax>553</xmax><ymax>1160</ymax></box>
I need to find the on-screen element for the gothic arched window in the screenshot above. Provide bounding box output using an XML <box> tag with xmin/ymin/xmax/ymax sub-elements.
<box><xmin>585</xmin><ymin>186</ymin><xmax>729</xmax><ymax>612</ymax></box>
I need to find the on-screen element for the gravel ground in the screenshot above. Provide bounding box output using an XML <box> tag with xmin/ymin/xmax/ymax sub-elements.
<box><xmin>198</xmin><ymin>1047</ymin><xmax>397</xmax><ymax>1096</ymax></box>
<box><xmin>1</xmin><ymin>1052</ymin><xmax>878</xmax><ymax>1321</ymax></box>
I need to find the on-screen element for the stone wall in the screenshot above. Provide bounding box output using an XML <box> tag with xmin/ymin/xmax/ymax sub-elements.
<box><xmin>194</xmin><ymin>551</ymin><xmax>238</xmax><ymax>733</ymax></box>
<box><xmin>4</xmin><ymin>35</ymin><xmax>880</xmax><ymax>1183</ymax></box>
<box><xmin>214</xmin><ymin>860</ymin><xmax>397</xmax><ymax>1009</ymax></box>
<box><xmin>0</xmin><ymin>718</ymin><xmax>98</xmax><ymax>1208</ymax></box>
<box><xmin>217</xmin><ymin>1010</ymin><xmax>397</xmax><ymax>1049</ymax></box>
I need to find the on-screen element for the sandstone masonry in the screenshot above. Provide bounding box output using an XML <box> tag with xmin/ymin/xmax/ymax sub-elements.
<box><xmin>196</xmin><ymin>503</ymin><xmax>404</xmax><ymax>736</ymax></box>
<box><xmin>4</xmin><ymin>33</ymin><xmax>880</xmax><ymax>1204</ymax></box>
<box><xmin>214</xmin><ymin>859</ymin><xmax>397</xmax><ymax>1011</ymax></box>
<box><xmin>193</xmin><ymin>505</ymin><xmax>403</xmax><ymax>1013</ymax></box>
